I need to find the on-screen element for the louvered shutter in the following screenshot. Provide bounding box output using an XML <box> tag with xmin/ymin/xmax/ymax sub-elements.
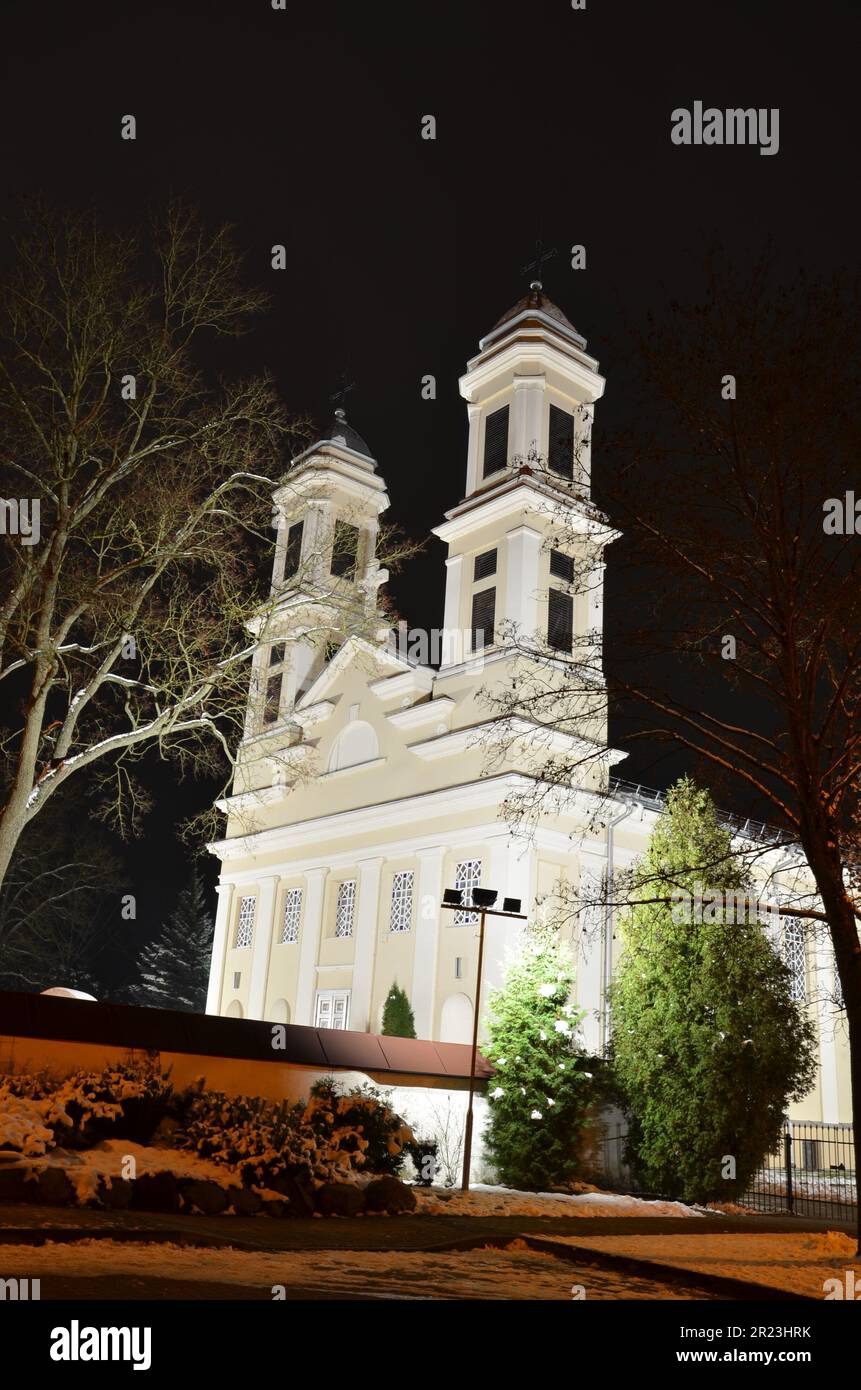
<box><xmin>482</xmin><ymin>406</ymin><xmax>509</xmax><ymax>478</ymax></box>
<box><xmin>471</xmin><ymin>586</ymin><xmax>496</xmax><ymax>651</ymax></box>
<box><xmin>548</xmin><ymin>405</ymin><xmax>574</xmax><ymax>478</ymax></box>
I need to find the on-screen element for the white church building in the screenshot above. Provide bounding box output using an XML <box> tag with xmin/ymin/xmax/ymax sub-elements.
<box><xmin>206</xmin><ymin>283</ymin><xmax>851</xmax><ymax>1128</ymax></box>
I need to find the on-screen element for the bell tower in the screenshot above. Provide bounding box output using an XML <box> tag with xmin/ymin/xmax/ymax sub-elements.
<box><xmin>433</xmin><ymin>282</ymin><xmax>617</xmax><ymax>673</ymax></box>
<box><xmin>245</xmin><ymin>408</ymin><xmax>390</xmax><ymax>740</ymax></box>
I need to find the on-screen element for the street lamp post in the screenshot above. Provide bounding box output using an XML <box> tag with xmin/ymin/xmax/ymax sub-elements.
<box><xmin>439</xmin><ymin>887</ymin><xmax>527</xmax><ymax>1190</ymax></box>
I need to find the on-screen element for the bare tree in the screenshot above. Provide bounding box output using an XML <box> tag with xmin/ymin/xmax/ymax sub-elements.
<box><xmin>0</xmin><ymin>202</ymin><xmax>411</xmax><ymax>882</ymax></box>
<box><xmin>0</xmin><ymin>790</ymin><xmax>126</xmax><ymax>993</ymax></box>
<box><xmin>484</xmin><ymin>257</ymin><xmax>861</xmax><ymax>1244</ymax></box>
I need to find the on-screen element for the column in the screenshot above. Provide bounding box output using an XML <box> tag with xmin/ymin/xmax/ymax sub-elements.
<box><xmin>270</xmin><ymin>513</ymin><xmax>287</xmax><ymax>592</ymax></box>
<box><xmin>504</xmin><ymin>526</ymin><xmax>542</xmax><ymax>641</ymax></box>
<box><xmin>479</xmin><ymin>838</ymin><xmax>524</xmax><ymax>1025</ymax></box>
<box><xmin>587</xmin><ymin>558</ymin><xmax>606</xmax><ymax>668</ymax></box>
<box><xmin>576</xmin><ymin>848</ymin><xmax>606</xmax><ymax>1055</ymax></box>
<box><xmin>295</xmin><ymin>867</ymin><xmax>328</xmax><ymax>1025</ymax></box>
<box><xmin>464</xmin><ymin>402</ymin><xmax>482</xmax><ymax>494</ymax></box>
<box><xmin>247</xmin><ymin>875</ymin><xmax>281</xmax><ymax>1020</ymax></box>
<box><xmin>813</xmin><ymin>932</ymin><xmax>841</xmax><ymax>1123</ymax></box>
<box><xmin>412</xmin><ymin>846</ymin><xmax>447</xmax><ymax>1039</ymax></box>
<box><xmin>440</xmin><ymin>554</ymin><xmax>464</xmax><ymax>667</ymax></box>
<box><xmin>511</xmin><ymin>375</ymin><xmax>545</xmax><ymax>459</ymax></box>
<box><xmin>352</xmin><ymin>857</ymin><xmax>384</xmax><ymax>1032</ymax></box>
<box><xmin>206</xmin><ymin>881</ymin><xmax>235</xmax><ymax>1015</ymax></box>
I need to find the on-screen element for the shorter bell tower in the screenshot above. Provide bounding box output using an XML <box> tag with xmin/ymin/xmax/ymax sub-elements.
<box><xmin>244</xmin><ymin>408</ymin><xmax>390</xmax><ymax>742</ymax></box>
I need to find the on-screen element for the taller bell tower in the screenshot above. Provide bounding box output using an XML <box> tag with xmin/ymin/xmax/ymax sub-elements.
<box><xmin>433</xmin><ymin>282</ymin><xmax>616</xmax><ymax>674</ymax></box>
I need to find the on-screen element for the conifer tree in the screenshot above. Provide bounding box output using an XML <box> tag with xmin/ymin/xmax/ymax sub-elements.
<box><xmin>484</xmin><ymin>920</ymin><xmax>591</xmax><ymax>1189</ymax></box>
<box><xmin>128</xmin><ymin>869</ymin><xmax>213</xmax><ymax>1012</ymax></box>
<box><xmin>610</xmin><ymin>777</ymin><xmax>817</xmax><ymax>1202</ymax></box>
<box><xmin>381</xmin><ymin>982</ymin><xmax>417</xmax><ymax>1038</ymax></box>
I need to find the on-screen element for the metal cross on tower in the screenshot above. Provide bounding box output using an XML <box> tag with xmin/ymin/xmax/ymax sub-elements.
<box><xmin>520</xmin><ymin>239</ymin><xmax>557</xmax><ymax>290</ymax></box>
<box><xmin>329</xmin><ymin>372</ymin><xmax>356</xmax><ymax>416</ymax></box>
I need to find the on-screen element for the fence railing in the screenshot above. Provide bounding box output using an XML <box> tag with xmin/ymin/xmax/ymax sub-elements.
<box><xmin>741</xmin><ymin>1122</ymin><xmax>857</xmax><ymax>1223</ymax></box>
<box><xmin>596</xmin><ymin>1121</ymin><xmax>856</xmax><ymax>1223</ymax></box>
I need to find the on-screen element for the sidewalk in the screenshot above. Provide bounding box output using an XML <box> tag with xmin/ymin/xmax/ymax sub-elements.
<box><xmin>0</xmin><ymin>1200</ymin><xmax>848</xmax><ymax>1253</ymax></box>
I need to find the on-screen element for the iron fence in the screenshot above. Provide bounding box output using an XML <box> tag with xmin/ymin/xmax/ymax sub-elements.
<box><xmin>596</xmin><ymin>1120</ymin><xmax>856</xmax><ymax>1223</ymax></box>
<box><xmin>741</xmin><ymin>1122</ymin><xmax>856</xmax><ymax>1223</ymax></box>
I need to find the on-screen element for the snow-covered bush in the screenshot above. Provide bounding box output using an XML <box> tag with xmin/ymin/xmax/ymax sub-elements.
<box><xmin>0</xmin><ymin>1088</ymin><xmax>56</xmax><ymax>1156</ymax></box>
<box><xmin>1</xmin><ymin>1059</ymin><xmax>173</xmax><ymax>1150</ymax></box>
<box><xmin>178</xmin><ymin>1077</ymin><xmax>413</xmax><ymax>1189</ymax></box>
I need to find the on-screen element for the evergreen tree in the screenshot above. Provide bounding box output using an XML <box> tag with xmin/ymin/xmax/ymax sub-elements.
<box><xmin>484</xmin><ymin>920</ymin><xmax>591</xmax><ymax>1189</ymax></box>
<box><xmin>128</xmin><ymin>869</ymin><xmax>213</xmax><ymax>1012</ymax></box>
<box><xmin>610</xmin><ymin>777</ymin><xmax>818</xmax><ymax>1203</ymax></box>
<box><xmin>381</xmin><ymin>982</ymin><xmax>416</xmax><ymax>1038</ymax></box>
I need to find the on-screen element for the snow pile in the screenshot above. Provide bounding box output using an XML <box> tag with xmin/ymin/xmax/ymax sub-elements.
<box><xmin>0</xmin><ymin>1093</ymin><xmax>55</xmax><ymax>1157</ymax></box>
<box><xmin>413</xmin><ymin>1183</ymin><xmax>706</xmax><ymax>1219</ymax></box>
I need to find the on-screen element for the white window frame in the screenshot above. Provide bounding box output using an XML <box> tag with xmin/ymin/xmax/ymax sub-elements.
<box><xmin>280</xmin><ymin>886</ymin><xmax>303</xmax><ymax>944</ymax></box>
<box><xmin>334</xmin><ymin>879</ymin><xmax>357</xmax><ymax>938</ymax></box>
<box><xmin>315</xmin><ymin>989</ymin><xmax>351</xmax><ymax>1030</ymax></box>
<box><xmin>235</xmin><ymin>895</ymin><xmax>256</xmax><ymax>949</ymax></box>
<box><xmin>389</xmin><ymin>870</ymin><xmax>414</xmax><ymax>933</ymax></box>
<box><xmin>783</xmin><ymin>916</ymin><xmax>807</xmax><ymax>1002</ymax></box>
<box><xmin>453</xmin><ymin>858</ymin><xmax>481</xmax><ymax>925</ymax></box>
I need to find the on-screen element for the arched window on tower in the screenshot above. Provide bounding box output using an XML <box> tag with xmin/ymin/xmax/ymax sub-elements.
<box><xmin>283</xmin><ymin>521</ymin><xmax>304</xmax><ymax>580</ymax></box>
<box><xmin>331</xmin><ymin>520</ymin><xmax>361</xmax><ymax>578</ymax></box>
<box><xmin>262</xmin><ymin>642</ymin><xmax>287</xmax><ymax>726</ymax></box>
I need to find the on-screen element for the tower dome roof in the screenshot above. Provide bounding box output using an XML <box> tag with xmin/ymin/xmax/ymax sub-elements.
<box><xmin>324</xmin><ymin>408</ymin><xmax>374</xmax><ymax>460</ymax></box>
<box><xmin>481</xmin><ymin>283</ymin><xmax>587</xmax><ymax>352</ymax></box>
<box><xmin>291</xmin><ymin>408</ymin><xmax>377</xmax><ymax>470</ymax></box>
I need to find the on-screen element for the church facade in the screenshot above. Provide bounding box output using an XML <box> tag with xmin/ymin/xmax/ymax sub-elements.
<box><xmin>206</xmin><ymin>285</ymin><xmax>851</xmax><ymax>1127</ymax></box>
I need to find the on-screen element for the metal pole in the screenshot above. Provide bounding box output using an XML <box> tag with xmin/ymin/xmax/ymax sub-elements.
<box><xmin>784</xmin><ymin>1126</ymin><xmax>794</xmax><ymax>1214</ymax></box>
<box><xmin>461</xmin><ymin>907</ymin><xmax>488</xmax><ymax>1191</ymax></box>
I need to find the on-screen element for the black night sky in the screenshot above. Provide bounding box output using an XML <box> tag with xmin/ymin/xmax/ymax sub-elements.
<box><xmin>2</xmin><ymin>0</ymin><xmax>859</xmax><ymax>979</ymax></box>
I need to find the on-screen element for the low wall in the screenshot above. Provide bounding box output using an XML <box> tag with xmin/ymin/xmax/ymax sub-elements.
<box><xmin>0</xmin><ymin>990</ymin><xmax>494</xmax><ymax>1183</ymax></box>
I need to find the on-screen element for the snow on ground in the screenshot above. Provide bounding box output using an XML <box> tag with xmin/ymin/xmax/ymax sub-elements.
<box><xmin>38</xmin><ymin>1140</ymin><xmax>230</xmax><ymax>1184</ymax></box>
<box><xmin>413</xmin><ymin>1183</ymin><xmax>706</xmax><ymax>1219</ymax></box>
<box><xmin>25</xmin><ymin>1144</ymin><xmax>713</xmax><ymax>1218</ymax></box>
<box><xmin>0</xmin><ymin>1239</ymin><xmax>718</xmax><ymax>1300</ymax></box>
<box><xmin>537</xmin><ymin>1230</ymin><xmax>860</xmax><ymax>1299</ymax></box>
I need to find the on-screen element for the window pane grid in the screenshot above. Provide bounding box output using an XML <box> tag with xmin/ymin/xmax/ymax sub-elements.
<box><xmin>453</xmin><ymin>859</ymin><xmax>481</xmax><ymax>925</ymax></box>
<box><xmin>389</xmin><ymin>870</ymin><xmax>414</xmax><ymax>932</ymax></box>
<box><xmin>335</xmin><ymin>880</ymin><xmax>357</xmax><ymax>938</ymax></box>
<box><xmin>280</xmin><ymin>887</ymin><xmax>302</xmax><ymax>944</ymax></box>
<box><xmin>783</xmin><ymin>916</ymin><xmax>806</xmax><ymax>1001</ymax></box>
<box><xmin>235</xmin><ymin>895</ymin><xmax>256</xmax><ymax>949</ymax></box>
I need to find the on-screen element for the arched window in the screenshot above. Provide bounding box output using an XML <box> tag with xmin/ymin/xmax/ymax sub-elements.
<box><xmin>269</xmin><ymin>998</ymin><xmax>290</xmax><ymax>1024</ymax></box>
<box><xmin>328</xmin><ymin>720</ymin><xmax>379</xmax><ymax>772</ymax></box>
<box><xmin>225</xmin><ymin>999</ymin><xmax>244</xmax><ymax>1019</ymax></box>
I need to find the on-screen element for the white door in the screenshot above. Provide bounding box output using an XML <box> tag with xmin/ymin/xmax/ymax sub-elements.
<box><xmin>315</xmin><ymin>990</ymin><xmax>350</xmax><ymax>1030</ymax></box>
